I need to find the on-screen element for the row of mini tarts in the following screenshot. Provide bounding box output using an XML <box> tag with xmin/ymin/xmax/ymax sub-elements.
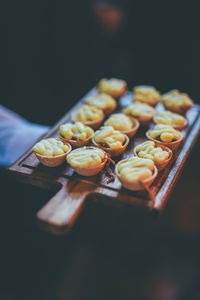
<box><xmin>33</xmin><ymin>138</ymin><xmax>171</xmax><ymax>183</ymax></box>
<box><xmin>59</xmin><ymin>115</ymin><xmax>140</xmax><ymax>148</ymax></box>
<box><xmin>66</xmin><ymin>143</ymin><xmax>173</xmax><ymax>190</ymax></box>
<box><xmin>65</xmin><ymin>146</ymin><xmax>167</xmax><ymax>191</ymax></box>
<box><xmin>133</xmin><ymin>86</ymin><xmax>193</xmax><ymax>114</ymax></box>
<box><xmin>59</xmin><ymin>123</ymin><xmax>131</xmax><ymax>157</ymax></box>
<box><xmin>71</xmin><ymin>83</ymin><xmax>193</xmax><ymax>130</ymax></box>
<box><xmin>97</xmin><ymin>81</ymin><xmax>193</xmax><ymax>115</ymax></box>
<box><xmin>61</xmin><ymin>103</ymin><xmax>186</xmax><ymax>153</ymax></box>
<box><xmin>71</xmin><ymin>92</ymin><xmax>189</xmax><ymax>132</ymax></box>
<box><xmin>34</xmin><ymin>122</ymin><xmax>182</xmax><ymax>167</ymax></box>
<box><xmin>124</xmin><ymin>103</ymin><xmax>188</xmax><ymax>129</ymax></box>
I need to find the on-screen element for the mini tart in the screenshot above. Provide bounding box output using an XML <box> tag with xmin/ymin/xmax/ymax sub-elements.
<box><xmin>85</xmin><ymin>93</ymin><xmax>117</xmax><ymax>115</ymax></box>
<box><xmin>154</xmin><ymin>110</ymin><xmax>187</xmax><ymax>130</ymax></box>
<box><xmin>33</xmin><ymin>138</ymin><xmax>71</xmax><ymax>167</ymax></box>
<box><xmin>124</xmin><ymin>102</ymin><xmax>156</xmax><ymax>125</ymax></box>
<box><xmin>71</xmin><ymin>105</ymin><xmax>104</xmax><ymax>129</ymax></box>
<box><xmin>92</xmin><ymin>126</ymin><xmax>129</xmax><ymax>157</ymax></box>
<box><xmin>161</xmin><ymin>90</ymin><xmax>193</xmax><ymax>114</ymax></box>
<box><xmin>104</xmin><ymin>113</ymin><xmax>139</xmax><ymax>138</ymax></box>
<box><xmin>116</xmin><ymin>157</ymin><xmax>158</xmax><ymax>191</ymax></box>
<box><xmin>59</xmin><ymin>122</ymin><xmax>94</xmax><ymax>148</ymax></box>
<box><xmin>134</xmin><ymin>85</ymin><xmax>160</xmax><ymax>107</ymax></box>
<box><xmin>146</xmin><ymin>124</ymin><xmax>183</xmax><ymax>151</ymax></box>
<box><xmin>66</xmin><ymin>146</ymin><xmax>108</xmax><ymax>176</ymax></box>
<box><xmin>134</xmin><ymin>141</ymin><xmax>172</xmax><ymax>171</ymax></box>
<box><xmin>98</xmin><ymin>78</ymin><xmax>127</xmax><ymax>99</ymax></box>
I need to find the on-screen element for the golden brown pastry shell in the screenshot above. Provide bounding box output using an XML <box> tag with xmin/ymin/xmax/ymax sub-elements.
<box><xmin>146</xmin><ymin>130</ymin><xmax>183</xmax><ymax>151</ymax></box>
<box><xmin>71</xmin><ymin>110</ymin><xmax>104</xmax><ymax>130</ymax></box>
<box><xmin>92</xmin><ymin>134</ymin><xmax>129</xmax><ymax>157</ymax></box>
<box><xmin>59</xmin><ymin>132</ymin><xmax>93</xmax><ymax>149</ymax></box>
<box><xmin>34</xmin><ymin>142</ymin><xmax>72</xmax><ymax>167</ymax></box>
<box><xmin>133</xmin><ymin>144</ymin><xmax>173</xmax><ymax>172</ymax></box>
<box><xmin>68</xmin><ymin>147</ymin><xmax>108</xmax><ymax>176</ymax></box>
<box><xmin>153</xmin><ymin>116</ymin><xmax>187</xmax><ymax>131</ymax></box>
<box><xmin>116</xmin><ymin>158</ymin><xmax>158</xmax><ymax>191</ymax></box>
<box><xmin>125</xmin><ymin>105</ymin><xmax>156</xmax><ymax>125</ymax></box>
<box><xmin>98</xmin><ymin>85</ymin><xmax>127</xmax><ymax>99</ymax></box>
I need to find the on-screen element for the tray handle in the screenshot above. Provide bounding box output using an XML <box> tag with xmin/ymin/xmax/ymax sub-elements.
<box><xmin>37</xmin><ymin>179</ymin><xmax>97</xmax><ymax>235</ymax></box>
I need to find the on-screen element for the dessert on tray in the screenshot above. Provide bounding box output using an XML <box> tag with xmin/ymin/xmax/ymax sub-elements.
<box><xmin>85</xmin><ymin>93</ymin><xmax>116</xmax><ymax>115</ymax></box>
<box><xmin>71</xmin><ymin>104</ymin><xmax>104</xmax><ymax>129</ymax></box>
<box><xmin>92</xmin><ymin>126</ymin><xmax>129</xmax><ymax>156</ymax></box>
<box><xmin>116</xmin><ymin>156</ymin><xmax>157</xmax><ymax>191</ymax></box>
<box><xmin>124</xmin><ymin>102</ymin><xmax>156</xmax><ymax>124</ymax></box>
<box><xmin>104</xmin><ymin>113</ymin><xmax>139</xmax><ymax>137</ymax></box>
<box><xmin>154</xmin><ymin>110</ymin><xmax>187</xmax><ymax>130</ymax></box>
<box><xmin>66</xmin><ymin>146</ymin><xmax>108</xmax><ymax>176</ymax></box>
<box><xmin>161</xmin><ymin>90</ymin><xmax>193</xmax><ymax>114</ymax></box>
<box><xmin>146</xmin><ymin>124</ymin><xmax>183</xmax><ymax>151</ymax></box>
<box><xmin>59</xmin><ymin>122</ymin><xmax>94</xmax><ymax>148</ymax></box>
<box><xmin>134</xmin><ymin>85</ymin><xmax>160</xmax><ymax>107</ymax></box>
<box><xmin>98</xmin><ymin>78</ymin><xmax>127</xmax><ymax>98</ymax></box>
<box><xmin>33</xmin><ymin>138</ymin><xmax>71</xmax><ymax>167</ymax></box>
<box><xmin>134</xmin><ymin>141</ymin><xmax>172</xmax><ymax>171</ymax></box>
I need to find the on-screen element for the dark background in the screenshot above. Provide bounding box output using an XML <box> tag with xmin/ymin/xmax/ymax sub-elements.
<box><xmin>2</xmin><ymin>1</ymin><xmax>200</xmax><ymax>125</ymax></box>
<box><xmin>1</xmin><ymin>1</ymin><xmax>200</xmax><ymax>299</ymax></box>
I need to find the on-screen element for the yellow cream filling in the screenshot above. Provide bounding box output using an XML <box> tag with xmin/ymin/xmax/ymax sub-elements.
<box><xmin>94</xmin><ymin>126</ymin><xmax>126</xmax><ymax>150</ymax></box>
<box><xmin>148</xmin><ymin>124</ymin><xmax>182</xmax><ymax>143</ymax></box>
<box><xmin>118</xmin><ymin>157</ymin><xmax>154</xmax><ymax>184</ymax></box>
<box><xmin>98</xmin><ymin>78</ymin><xmax>126</xmax><ymax>94</ymax></box>
<box><xmin>125</xmin><ymin>102</ymin><xmax>155</xmax><ymax>119</ymax></box>
<box><xmin>86</xmin><ymin>93</ymin><xmax>116</xmax><ymax>110</ymax></box>
<box><xmin>59</xmin><ymin>122</ymin><xmax>93</xmax><ymax>141</ymax></box>
<box><xmin>105</xmin><ymin>113</ymin><xmax>133</xmax><ymax>131</ymax></box>
<box><xmin>67</xmin><ymin>147</ymin><xmax>105</xmax><ymax>168</ymax></box>
<box><xmin>134</xmin><ymin>85</ymin><xmax>160</xmax><ymax>104</ymax></box>
<box><xmin>71</xmin><ymin>105</ymin><xmax>103</xmax><ymax>123</ymax></box>
<box><xmin>33</xmin><ymin>138</ymin><xmax>69</xmax><ymax>156</ymax></box>
<box><xmin>154</xmin><ymin>111</ymin><xmax>186</xmax><ymax>126</ymax></box>
<box><xmin>135</xmin><ymin>141</ymin><xmax>169</xmax><ymax>164</ymax></box>
<box><xmin>161</xmin><ymin>90</ymin><xmax>193</xmax><ymax>108</ymax></box>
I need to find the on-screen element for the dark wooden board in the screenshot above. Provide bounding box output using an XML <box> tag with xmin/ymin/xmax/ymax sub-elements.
<box><xmin>8</xmin><ymin>88</ymin><xmax>200</xmax><ymax>234</ymax></box>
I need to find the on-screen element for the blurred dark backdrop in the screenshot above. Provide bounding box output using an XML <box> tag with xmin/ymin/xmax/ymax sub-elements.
<box><xmin>1</xmin><ymin>2</ymin><xmax>200</xmax><ymax>300</ymax></box>
<box><xmin>2</xmin><ymin>0</ymin><xmax>200</xmax><ymax>125</ymax></box>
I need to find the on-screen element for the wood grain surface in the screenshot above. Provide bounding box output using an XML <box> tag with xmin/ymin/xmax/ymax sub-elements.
<box><xmin>8</xmin><ymin>88</ymin><xmax>200</xmax><ymax>234</ymax></box>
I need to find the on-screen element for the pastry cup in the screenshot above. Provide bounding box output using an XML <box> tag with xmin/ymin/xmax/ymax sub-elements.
<box><xmin>116</xmin><ymin>159</ymin><xmax>158</xmax><ymax>191</ymax></box>
<box><xmin>68</xmin><ymin>147</ymin><xmax>108</xmax><ymax>176</ymax></box>
<box><xmin>125</xmin><ymin>106</ymin><xmax>156</xmax><ymax>125</ymax></box>
<box><xmin>107</xmin><ymin>86</ymin><xmax>127</xmax><ymax>99</ymax></box>
<box><xmin>133</xmin><ymin>144</ymin><xmax>173</xmax><ymax>172</ymax></box>
<box><xmin>92</xmin><ymin>134</ymin><xmax>129</xmax><ymax>157</ymax></box>
<box><xmin>71</xmin><ymin>111</ymin><xmax>104</xmax><ymax>130</ymax></box>
<box><xmin>162</xmin><ymin>102</ymin><xmax>193</xmax><ymax>115</ymax></box>
<box><xmin>146</xmin><ymin>130</ymin><xmax>183</xmax><ymax>152</ymax></box>
<box><xmin>34</xmin><ymin>142</ymin><xmax>72</xmax><ymax>167</ymax></box>
<box><xmin>120</xmin><ymin>117</ymin><xmax>140</xmax><ymax>138</ymax></box>
<box><xmin>153</xmin><ymin>116</ymin><xmax>187</xmax><ymax>131</ymax></box>
<box><xmin>85</xmin><ymin>97</ymin><xmax>117</xmax><ymax>115</ymax></box>
<box><xmin>98</xmin><ymin>80</ymin><xmax>127</xmax><ymax>99</ymax></box>
<box><xmin>59</xmin><ymin>131</ymin><xmax>93</xmax><ymax>149</ymax></box>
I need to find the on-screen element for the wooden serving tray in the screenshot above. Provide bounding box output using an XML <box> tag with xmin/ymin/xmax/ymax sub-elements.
<box><xmin>8</xmin><ymin>88</ymin><xmax>200</xmax><ymax>234</ymax></box>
